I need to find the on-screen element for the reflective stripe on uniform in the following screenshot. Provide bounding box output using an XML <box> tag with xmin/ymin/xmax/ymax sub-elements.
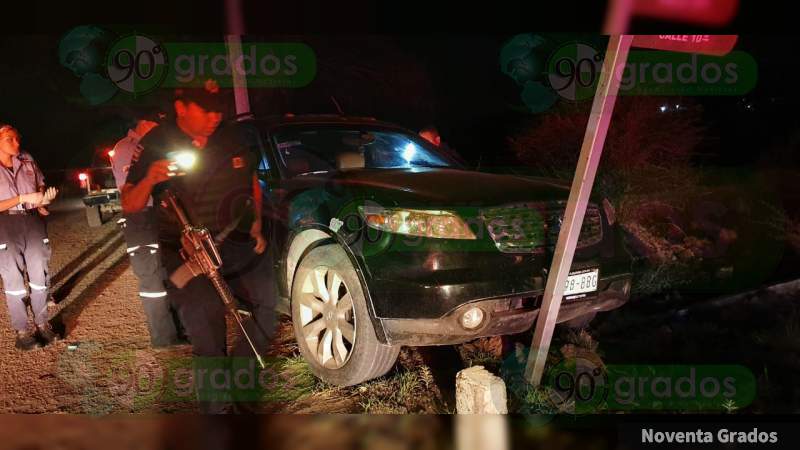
<box><xmin>139</xmin><ymin>291</ymin><xmax>167</xmax><ymax>298</ymax></box>
<box><xmin>127</xmin><ymin>245</ymin><xmax>141</xmax><ymax>253</ymax></box>
<box><xmin>5</xmin><ymin>290</ymin><xmax>27</xmax><ymax>296</ymax></box>
<box><xmin>150</xmin><ymin>250</ymin><xmax>157</xmax><ymax>254</ymax></box>
<box><xmin>117</xmin><ymin>218</ymin><xmax>127</xmax><ymax>224</ymax></box>
<box><xmin>29</xmin><ymin>283</ymin><xmax>47</xmax><ymax>291</ymax></box>
<box><xmin>145</xmin><ymin>243</ymin><xmax>159</xmax><ymax>249</ymax></box>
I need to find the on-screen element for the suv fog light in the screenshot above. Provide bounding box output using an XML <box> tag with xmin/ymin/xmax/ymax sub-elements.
<box><xmin>460</xmin><ymin>307</ymin><xmax>485</xmax><ymax>330</ymax></box>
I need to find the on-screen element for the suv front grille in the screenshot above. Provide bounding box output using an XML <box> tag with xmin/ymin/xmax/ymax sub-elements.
<box><xmin>480</xmin><ymin>201</ymin><xmax>603</xmax><ymax>253</ymax></box>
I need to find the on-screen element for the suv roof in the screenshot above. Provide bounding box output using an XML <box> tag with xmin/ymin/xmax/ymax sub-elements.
<box><xmin>248</xmin><ymin>114</ymin><xmax>410</xmax><ymax>133</ymax></box>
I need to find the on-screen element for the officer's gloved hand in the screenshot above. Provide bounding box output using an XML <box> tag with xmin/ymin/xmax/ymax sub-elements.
<box><xmin>19</xmin><ymin>192</ymin><xmax>44</xmax><ymax>205</ymax></box>
<box><xmin>40</xmin><ymin>187</ymin><xmax>58</xmax><ymax>205</ymax></box>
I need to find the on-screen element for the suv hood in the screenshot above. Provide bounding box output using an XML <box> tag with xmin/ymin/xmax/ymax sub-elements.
<box><xmin>287</xmin><ymin>168</ymin><xmax>573</xmax><ymax>208</ymax></box>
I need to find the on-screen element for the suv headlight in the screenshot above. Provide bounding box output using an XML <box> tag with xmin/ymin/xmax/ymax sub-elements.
<box><xmin>358</xmin><ymin>206</ymin><xmax>476</xmax><ymax>240</ymax></box>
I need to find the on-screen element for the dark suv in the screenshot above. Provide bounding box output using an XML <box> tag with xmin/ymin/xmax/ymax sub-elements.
<box><xmin>245</xmin><ymin>115</ymin><xmax>633</xmax><ymax>386</ymax></box>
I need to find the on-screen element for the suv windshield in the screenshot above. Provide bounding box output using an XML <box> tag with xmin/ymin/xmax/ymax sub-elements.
<box><xmin>272</xmin><ymin>126</ymin><xmax>459</xmax><ymax>177</ymax></box>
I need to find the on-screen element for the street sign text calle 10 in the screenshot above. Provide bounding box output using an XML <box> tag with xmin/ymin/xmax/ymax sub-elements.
<box><xmin>632</xmin><ymin>35</ymin><xmax>738</xmax><ymax>56</ymax></box>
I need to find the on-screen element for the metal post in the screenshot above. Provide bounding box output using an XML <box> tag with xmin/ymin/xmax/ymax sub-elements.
<box><xmin>603</xmin><ymin>0</ymin><xmax>634</xmax><ymax>34</ymax></box>
<box><xmin>523</xmin><ymin>35</ymin><xmax>633</xmax><ymax>386</ymax></box>
<box><xmin>225</xmin><ymin>0</ymin><xmax>251</xmax><ymax>119</ymax></box>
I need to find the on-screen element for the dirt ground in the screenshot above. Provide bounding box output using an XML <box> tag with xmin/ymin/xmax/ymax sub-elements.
<box><xmin>0</xmin><ymin>198</ymin><xmax>448</xmax><ymax>414</ymax></box>
<box><xmin>0</xmin><ymin>201</ymin><xmax>180</xmax><ymax>413</ymax></box>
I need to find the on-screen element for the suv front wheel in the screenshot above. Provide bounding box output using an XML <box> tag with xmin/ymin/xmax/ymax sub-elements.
<box><xmin>291</xmin><ymin>243</ymin><xmax>399</xmax><ymax>386</ymax></box>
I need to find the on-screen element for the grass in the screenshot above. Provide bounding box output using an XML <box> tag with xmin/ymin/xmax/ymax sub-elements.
<box><xmin>357</xmin><ymin>377</ymin><xmax>407</xmax><ymax>414</ymax></box>
<box><xmin>395</xmin><ymin>370</ymin><xmax>423</xmax><ymax>405</ymax></box>
<box><xmin>260</xmin><ymin>355</ymin><xmax>327</xmax><ymax>404</ymax></box>
<box><xmin>456</xmin><ymin>336</ymin><xmax>504</xmax><ymax>372</ymax></box>
<box><xmin>632</xmin><ymin>260</ymin><xmax>697</xmax><ymax>297</ymax></box>
<box><xmin>505</xmin><ymin>378</ymin><xmax>560</xmax><ymax>416</ymax></box>
<box><xmin>260</xmin><ymin>321</ymin><xmax>445</xmax><ymax>413</ymax></box>
<box><xmin>722</xmin><ymin>399</ymin><xmax>739</xmax><ymax>414</ymax></box>
<box><xmin>359</xmin><ymin>396</ymin><xmax>405</xmax><ymax>414</ymax></box>
<box><xmin>562</xmin><ymin>329</ymin><xmax>599</xmax><ymax>353</ymax></box>
<box><xmin>461</xmin><ymin>350</ymin><xmax>502</xmax><ymax>369</ymax></box>
<box><xmin>354</xmin><ymin>352</ymin><xmax>443</xmax><ymax>414</ymax></box>
<box><xmin>356</xmin><ymin>368</ymin><xmax>427</xmax><ymax>414</ymax></box>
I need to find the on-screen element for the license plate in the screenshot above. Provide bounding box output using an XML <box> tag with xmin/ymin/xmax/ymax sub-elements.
<box><xmin>563</xmin><ymin>268</ymin><xmax>599</xmax><ymax>296</ymax></box>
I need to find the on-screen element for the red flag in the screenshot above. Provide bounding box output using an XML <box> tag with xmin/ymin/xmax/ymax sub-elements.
<box><xmin>634</xmin><ymin>0</ymin><xmax>738</xmax><ymax>26</ymax></box>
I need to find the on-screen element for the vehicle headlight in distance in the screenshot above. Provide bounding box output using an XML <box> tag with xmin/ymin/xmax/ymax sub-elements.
<box><xmin>358</xmin><ymin>206</ymin><xmax>476</xmax><ymax>240</ymax></box>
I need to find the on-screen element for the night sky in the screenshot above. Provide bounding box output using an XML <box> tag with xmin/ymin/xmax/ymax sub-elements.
<box><xmin>1</xmin><ymin>15</ymin><xmax>798</xmax><ymax>176</ymax></box>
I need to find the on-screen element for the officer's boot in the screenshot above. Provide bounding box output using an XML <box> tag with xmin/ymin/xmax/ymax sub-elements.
<box><xmin>36</xmin><ymin>322</ymin><xmax>59</xmax><ymax>345</ymax></box>
<box><xmin>15</xmin><ymin>330</ymin><xmax>40</xmax><ymax>351</ymax></box>
<box><xmin>141</xmin><ymin>298</ymin><xmax>181</xmax><ymax>347</ymax></box>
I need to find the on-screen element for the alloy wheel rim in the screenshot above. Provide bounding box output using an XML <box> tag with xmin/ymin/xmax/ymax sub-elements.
<box><xmin>298</xmin><ymin>266</ymin><xmax>356</xmax><ymax>369</ymax></box>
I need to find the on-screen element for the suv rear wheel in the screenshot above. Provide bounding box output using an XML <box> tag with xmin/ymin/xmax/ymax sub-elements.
<box><xmin>291</xmin><ymin>244</ymin><xmax>399</xmax><ymax>386</ymax></box>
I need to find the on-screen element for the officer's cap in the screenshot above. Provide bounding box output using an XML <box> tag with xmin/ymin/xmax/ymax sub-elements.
<box><xmin>174</xmin><ymin>79</ymin><xmax>225</xmax><ymax>113</ymax></box>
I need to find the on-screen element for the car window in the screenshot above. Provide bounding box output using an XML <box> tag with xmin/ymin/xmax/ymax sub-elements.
<box><xmin>272</xmin><ymin>127</ymin><xmax>458</xmax><ymax>177</ymax></box>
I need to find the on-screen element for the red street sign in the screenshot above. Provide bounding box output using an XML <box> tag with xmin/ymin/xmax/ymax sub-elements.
<box><xmin>633</xmin><ymin>0</ymin><xmax>739</xmax><ymax>26</ymax></box>
<box><xmin>632</xmin><ymin>35</ymin><xmax>738</xmax><ymax>56</ymax></box>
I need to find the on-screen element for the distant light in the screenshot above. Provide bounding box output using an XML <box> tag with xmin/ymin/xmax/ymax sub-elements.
<box><xmin>78</xmin><ymin>173</ymin><xmax>88</xmax><ymax>181</ymax></box>
<box><xmin>107</xmin><ymin>150</ymin><xmax>115</xmax><ymax>158</ymax></box>
<box><xmin>675</xmin><ymin>104</ymin><xmax>681</xmax><ymax>110</ymax></box>
<box><xmin>402</xmin><ymin>142</ymin><xmax>416</xmax><ymax>162</ymax></box>
<box><xmin>659</xmin><ymin>105</ymin><xmax>667</xmax><ymax>112</ymax></box>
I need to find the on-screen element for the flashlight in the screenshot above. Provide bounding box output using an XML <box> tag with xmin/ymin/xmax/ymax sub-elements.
<box><xmin>166</xmin><ymin>150</ymin><xmax>198</xmax><ymax>176</ymax></box>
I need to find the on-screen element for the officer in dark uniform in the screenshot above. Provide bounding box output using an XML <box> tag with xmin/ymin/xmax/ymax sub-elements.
<box><xmin>0</xmin><ymin>123</ymin><xmax>59</xmax><ymax>350</ymax></box>
<box><xmin>122</xmin><ymin>80</ymin><xmax>275</xmax><ymax>412</ymax></box>
<box><xmin>110</xmin><ymin>112</ymin><xmax>181</xmax><ymax>347</ymax></box>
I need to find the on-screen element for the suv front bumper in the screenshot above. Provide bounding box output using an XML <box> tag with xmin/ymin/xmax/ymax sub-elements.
<box><xmin>379</xmin><ymin>273</ymin><xmax>631</xmax><ymax>346</ymax></box>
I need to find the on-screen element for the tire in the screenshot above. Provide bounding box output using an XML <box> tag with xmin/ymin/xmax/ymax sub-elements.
<box><xmin>562</xmin><ymin>312</ymin><xmax>597</xmax><ymax>330</ymax></box>
<box><xmin>291</xmin><ymin>243</ymin><xmax>399</xmax><ymax>386</ymax></box>
<box><xmin>86</xmin><ymin>205</ymin><xmax>102</xmax><ymax>227</ymax></box>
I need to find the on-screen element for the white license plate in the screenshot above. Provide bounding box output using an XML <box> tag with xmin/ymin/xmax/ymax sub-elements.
<box><xmin>564</xmin><ymin>269</ymin><xmax>599</xmax><ymax>296</ymax></box>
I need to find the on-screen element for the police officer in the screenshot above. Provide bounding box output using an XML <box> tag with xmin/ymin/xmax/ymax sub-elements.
<box><xmin>110</xmin><ymin>112</ymin><xmax>181</xmax><ymax>347</ymax></box>
<box><xmin>0</xmin><ymin>123</ymin><xmax>59</xmax><ymax>350</ymax></box>
<box><xmin>122</xmin><ymin>80</ymin><xmax>274</xmax><ymax>412</ymax></box>
<box><xmin>418</xmin><ymin>125</ymin><xmax>467</xmax><ymax>166</ymax></box>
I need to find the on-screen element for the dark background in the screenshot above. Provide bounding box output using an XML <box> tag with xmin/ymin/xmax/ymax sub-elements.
<box><xmin>0</xmin><ymin>1</ymin><xmax>797</xmax><ymax>175</ymax></box>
